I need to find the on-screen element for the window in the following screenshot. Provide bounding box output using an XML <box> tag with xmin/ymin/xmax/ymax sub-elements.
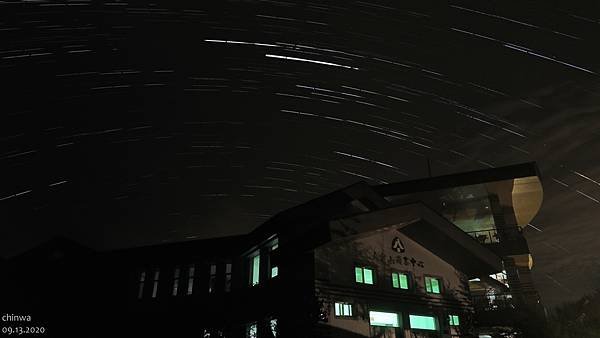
<box><xmin>270</xmin><ymin>243</ymin><xmax>279</xmax><ymax>278</ymax></box>
<box><xmin>151</xmin><ymin>268</ymin><xmax>160</xmax><ymax>298</ymax></box>
<box><xmin>209</xmin><ymin>264</ymin><xmax>217</xmax><ymax>293</ymax></box>
<box><xmin>187</xmin><ymin>265</ymin><xmax>195</xmax><ymax>295</ymax></box>
<box><xmin>137</xmin><ymin>271</ymin><xmax>145</xmax><ymax>299</ymax></box>
<box><xmin>269</xmin><ymin>318</ymin><xmax>278</xmax><ymax>337</ymax></box>
<box><xmin>409</xmin><ymin>315</ymin><xmax>438</xmax><ymax>331</ymax></box>
<box><xmin>249</xmin><ymin>253</ymin><xmax>260</xmax><ymax>286</ymax></box>
<box><xmin>355</xmin><ymin>266</ymin><xmax>374</xmax><ymax>284</ymax></box>
<box><xmin>425</xmin><ymin>276</ymin><xmax>441</xmax><ymax>294</ymax></box>
<box><xmin>246</xmin><ymin>322</ymin><xmax>257</xmax><ymax>338</ymax></box>
<box><xmin>449</xmin><ymin>314</ymin><xmax>460</xmax><ymax>326</ymax></box>
<box><xmin>392</xmin><ymin>272</ymin><xmax>409</xmax><ymax>289</ymax></box>
<box><xmin>225</xmin><ymin>263</ymin><xmax>232</xmax><ymax>292</ymax></box>
<box><xmin>334</xmin><ymin>302</ymin><xmax>353</xmax><ymax>317</ymax></box>
<box><xmin>172</xmin><ymin>267</ymin><xmax>180</xmax><ymax>296</ymax></box>
<box><xmin>369</xmin><ymin>311</ymin><xmax>400</xmax><ymax>327</ymax></box>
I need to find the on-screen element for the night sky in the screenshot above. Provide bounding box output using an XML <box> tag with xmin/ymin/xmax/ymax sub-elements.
<box><xmin>2</xmin><ymin>0</ymin><xmax>600</xmax><ymax>307</ymax></box>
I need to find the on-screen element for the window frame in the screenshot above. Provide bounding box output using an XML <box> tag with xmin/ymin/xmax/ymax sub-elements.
<box><xmin>424</xmin><ymin>275</ymin><xmax>442</xmax><ymax>294</ymax></box>
<box><xmin>333</xmin><ymin>301</ymin><xmax>354</xmax><ymax>318</ymax></box>
<box><xmin>354</xmin><ymin>266</ymin><xmax>376</xmax><ymax>285</ymax></box>
<box><xmin>391</xmin><ymin>271</ymin><xmax>411</xmax><ymax>290</ymax></box>
<box><xmin>408</xmin><ymin>314</ymin><xmax>439</xmax><ymax>331</ymax></box>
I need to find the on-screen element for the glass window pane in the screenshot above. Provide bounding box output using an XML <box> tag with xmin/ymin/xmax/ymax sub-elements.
<box><xmin>355</xmin><ymin>267</ymin><xmax>363</xmax><ymax>283</ymax></box>
<box><xmin>226</xmin><ymin>263</ymin><xmax>232</xmax><ymax>273</ymax></box>
<box><xmin>399</xmin><ymin>274</ymin><xmax>409</xmax><ymax>289</ymax></box>
<box><xmin>270</xmin><ymin>318</ymin><xmax>278</xmax><ymax>337</ymax></box>
<box><xmin>369</xmin><ymin>311</ymin><xmax>400</xmax><ymax>327</ymax></box>
<box><xmin>392</xmin><ymin>273</ymin><xmax>399</xmax><ymax>288</ymax></box>
<box><xmin>364</xmin><ymin>268</ymin><xmax>373</xmax><ymax>284</ymax></box>
<box><xmin>451</xmin><ymin>315</ymin><xmax>460</xmax><ymax>326</ymax></box>
<box><xmin>271</xmin><ymin>266</ymin><xmax>279</xmax><ymax>278</ymax></box>
<box><xmin>409</xmin><ymin>315</ymin><xmax>437</xmax><ymax>330</ymax></box>
<box><xmin>431</xmin><ymin>278</ymin><xmax>440</xmax><ymax>293</ymax></box>
<box><xmin>252</xmin><ymin>255</ymin><xmax>260</xmax><ymax>286</ymax></box>
<box><xmin>335</xmin><ymin>303</ymin><xmax>341</xmax><ymax>316</ymax></box>
<box><xmin>425</xmin><ymin>277</ymin><xmax>432</xmax><ymax>292</ymax></box>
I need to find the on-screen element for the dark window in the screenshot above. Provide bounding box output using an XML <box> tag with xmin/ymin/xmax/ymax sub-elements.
<box><xmin>172</xmin><ymin>267</ymin><xmax>180</xmax><ymax>296</ymax></box>
<box><xmin>151</xmin><ymin>268</ymin><xmax>160</xmax><ymax>298</ymax></box>
<box><xmin>225</xmin><ymin>263</ymin><xmax>232</xmax><ymax>292</ymax></box>
<box><xmin>209</xmin><ymin>264</ymin><xmax>217</xmax><ymax>293</ymax></box>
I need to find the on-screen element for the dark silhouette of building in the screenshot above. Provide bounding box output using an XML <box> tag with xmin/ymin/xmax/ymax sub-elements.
<box><xmin>3</xmin><ymin>162</ymin><xmax>544</xmax><ymax>338</ymax></box>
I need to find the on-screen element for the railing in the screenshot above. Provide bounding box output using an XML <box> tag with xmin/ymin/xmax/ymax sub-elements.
<box><xmin>465</xmin><ymin>227</ymin><xmax>523</xmax><ymax>245</ymax></box>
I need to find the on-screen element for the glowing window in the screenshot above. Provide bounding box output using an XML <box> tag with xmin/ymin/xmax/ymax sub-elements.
<box><xmin>409</xmin><ymin>315</ymin><xmax>438</xmax><ymax>331</ymax></box>
<box><xmin>369</xmin><ymin>311</ymin><xmax>400</xmax><ymax>327</ymax></box>
<box><xmin>249</xmin><ymin>253</ymin><xmax>260</xmax><ymax>286</ymax></box>
<box><xmin>392</xmin><ymin>272</ymin><xmax>409</xmax><ymax>289</ymax></box>
<box><xmin>246</xmin><ymin>322</ymin><xmax>257</xmax><ymax>338</ymax></box>
<box><xmin>151</xmin><ymin>268</ymin><xmax>160</xmax><ymax>298</ymax></box>
<box><xmin>187</xmin><ymin>265</ymin><xmax>195</xmax><ymax>295</ymax></box>
<box><xmin>269</xmin><ymin>318</ymin><xmax>278</xmax><ymax>337</ymax></box>
<box><xmin>334</xmin><ymin>302</ymin><xmax>353</xmax><ymax>317</ymax></box>
<box><xmin>270</xmin><ymin>243</ymin><xmax>279</xmax><ymax>278</ymax></box>
<box><xmin>355</xmin><ymin>267</ymin><xmax>374</xmax><ymax>284</ymax></box>
<box><xmin>425</xmin><ymin>276</ymin><xmax>441</xmax><ymax>294</ymax></box>
<box><xmin>172</xmin><ymin>267</ymin><xmax>180</xmax><ymax>296</ymax></box>
<box><xmin>137</xmin><ymin>271</ymin><xmax>145</xmax><ymax>299</ymax></box>
<box><xmin>449</xmin><ymin>314</ymin><xmax>460</xmax><ymax>326</ymax></box>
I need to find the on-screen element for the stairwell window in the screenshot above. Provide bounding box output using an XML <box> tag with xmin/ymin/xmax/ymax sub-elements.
<box><xmin>209</xmin><ymin>264</ymin><xmax>217</xmax><ymax>293</ymax></box>
<box><xmin>151</xmin><ymin>268</ymin><xmax>160</xmax><ymax>298</ymax></box>
<box><xmin>249</xmin><ymin>252</ymin><xmax>260</xmax><ymax>286</ymax></box>
<box><xmin>137</xmin><ymin>271</ymin><xmax>146</xmax><ymax>299</ymax></box>
<box><xmin>187</xmin><ymin>265</ymin><xmax>195</xmax><ymax>295</ymax></box>
<box><xmin>355</xmin><ymin>266</ymin><xmax>374</xmax><ymax>284</ymax></box>
<box><xmin>172</xmin><ymin>267</ymin><xmax>180</xmax><ymax>296</ymax></box>
<box><xmin>425</xmin><ymin>276</ymin><xmax>441</xmax><ymax>294</ymax></box>
<box><xmin>392</xmin><ymin>272</ymin><xmax>409</xmax><ymax>289</ymax></box>
<box><xmin>225</xmin><ymin>263</ymin><xmax>232</xmax><ymax>292</ymax></box>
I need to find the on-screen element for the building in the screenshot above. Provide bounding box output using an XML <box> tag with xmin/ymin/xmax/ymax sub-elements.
<box><xmin>3</xmin><ymin>162</ymin><xmax>544</xmax><ymax>338</ymax></box>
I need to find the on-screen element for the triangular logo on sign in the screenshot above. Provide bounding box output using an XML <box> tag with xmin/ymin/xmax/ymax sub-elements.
<box><xmin>392</xmin><ymin>237</ymin><xmax>405</xmax><ymax>253</ymax></box>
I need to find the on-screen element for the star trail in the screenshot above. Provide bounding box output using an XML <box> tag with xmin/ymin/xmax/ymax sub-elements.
<box><xmin>2</xmin><ymin>0</ymin><xmax>600</xmax><ymax>307</ymax></box>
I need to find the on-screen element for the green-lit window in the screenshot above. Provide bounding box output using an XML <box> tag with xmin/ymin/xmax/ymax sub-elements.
<box><xmin>392</xmin><ymin>272</ymin><xmax>409</xmax><ymax>289</ymax></box>
<box><xmin>249</xmin><ymin>253</ymin><xmax>260</xmax><ymax>286</ymax></box>
<box><xmin>355</xmin><ymin>266</ymin><xmax>374</xmax><ymax>284</ymax></box>
<box><xmin>409</xmin><ymin>314</ymin><xmax>438</xmax><ymax>331</ymax></box>
<box><xmin>369</xmin><ymin>311</ymin><xmax>401</xmax><ymax>327</ymax></box>
<box><xmin>425</xmin><ymin>276</ymin><xmax>441</xmax><ymax>294</ymax></box>
<box><xmin>449</xmin><ymin>314</ymin><xmax>460</xmax><ymax>326</ymax></box>
<box><xmin>334</xmin><ymin>302</ymin><xmax>353</xmax><ymax>317</ymax></box>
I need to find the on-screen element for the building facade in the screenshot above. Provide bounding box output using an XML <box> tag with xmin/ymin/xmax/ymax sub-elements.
<box><xmin>3</xmin><ymin>163</ymin><xmax>544</xmax><ymax>338</ymax></box>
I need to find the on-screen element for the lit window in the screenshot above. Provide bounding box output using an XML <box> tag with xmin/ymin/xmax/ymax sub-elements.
<box><xmin>208</xmin><ymin>264</ymin><xmax>217</xmax><ymax>293</ymax></box>
<box><xmin>334</xmin><ymin>302</ymin><xmax>353</xmax><ymax>317</ymax></box>
<box><xmin>269</xmin><ymin>318</ymin><xmax>278</xmax><ymax>337</ymax></box>
<box><xmin>225</xmin><ymin>263</ymin><xmax>232</xmax><ymax>292</ymax></box>
<box><xmin>151</xmin><ymin>268</ymin><xmax>160</xmax><ymax>298</ymax></box>
<box><xmin>449</xmin><ymin>314</ymin><xmax>460</xmax><ymax>326</ymax></box>
<box><xmin>137</xmin><ymin>271</ymin><xmax>145</xmax><ymax>299</ymax></box>
<box><xmin>425</xmin><ymin>276</ymin><xmax>441</xmax><ymax>294</ymax></box>
<box><xmin>187</xmin><ymin>265</ymin><xmax>195</xmax><ymax>295</ymax></box>
<box><xmin>172</xmin><ymin>267</ymin><xmax>180</xmax><ymax>296</ymax></box>
<box><xmin>369</xmin><ymin>311</ymin><xmax>400</xmax><ymax>327</ymax></box>
<box><xmin>392</xmin><ymin>272</ymin><xmax>409</xmax><ymax>289</ymax></box>
<box><xmin>409</xmin><ymin>314</ymin><xmax>438</xmax><ymax>331</ymax></box>
<box><xmin>249</xmin><ymin>253</ymin><xmax>260</xmax><ymax>286</ymax></box>
<box><xmin>246</xmin><ymin>322</ymin><xmax>257</xmax><ymax>338</ymax></box>
<box><xmin>269</xmin><ymin>242</ymin><xmax>279</xmax><ymax>279</ymax></box>
<box><xmin>355</xmin><ymin>266</ymin><xmax>374</xmax><ymax>284</ymax></box>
